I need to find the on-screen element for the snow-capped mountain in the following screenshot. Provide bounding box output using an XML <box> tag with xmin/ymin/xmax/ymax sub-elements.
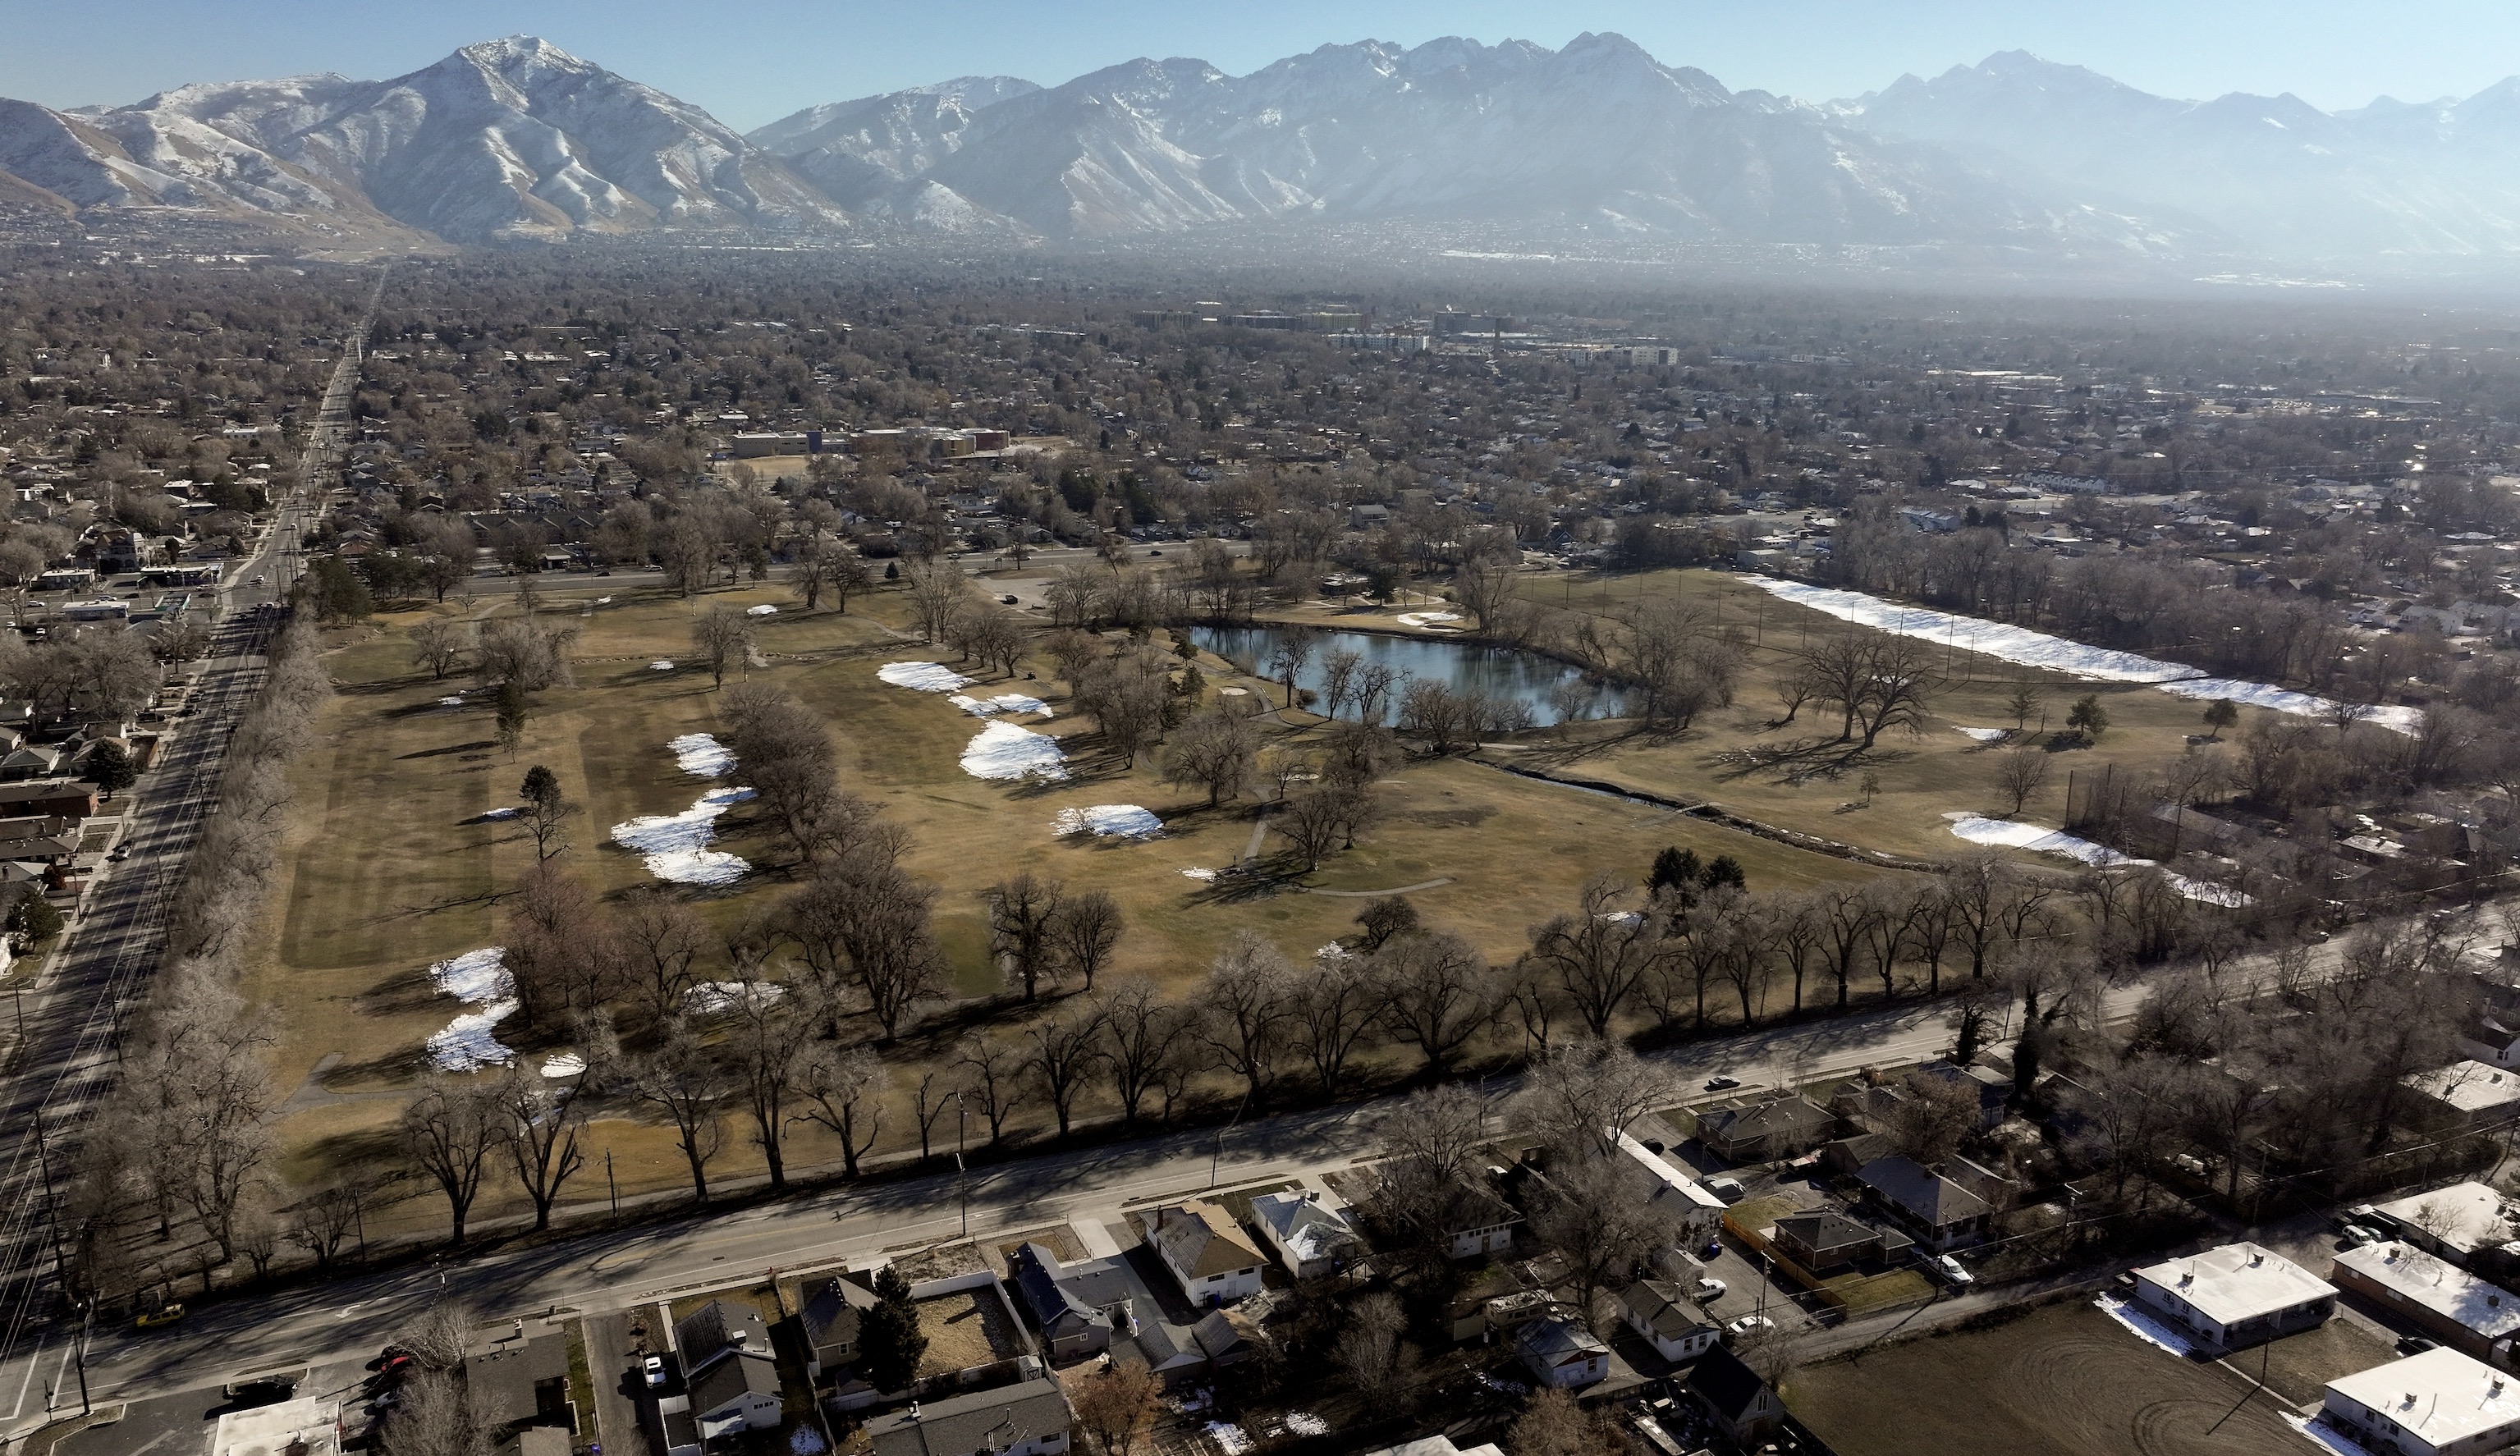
<box><xmin>1837</xmin><ymin>52</ymin><xmax>2520</xmax><ymax>259</ymax></box>
<box><xmin>11</xmin><ymin>33</ymin><xmax>2520</xmax><ymax>268</ymax></box>
<box><xmin>0</xmin><ymin>37</ymin><xmax>841</xmax><ymax>243</ymax></box>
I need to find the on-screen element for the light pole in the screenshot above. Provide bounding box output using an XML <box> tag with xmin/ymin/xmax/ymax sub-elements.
<box><xmin>1211</xmin><ymin>1087</ymin><xmax>1253</xmax><ymax>1189</ymax></box>
<box><xmin>955</xmin><ymin>1091</ymin><xmax>969</xmax><ymax>1241</ymax></box>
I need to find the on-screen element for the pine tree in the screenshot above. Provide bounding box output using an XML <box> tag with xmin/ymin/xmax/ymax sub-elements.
<box><xmin>85</xmin><ymin>739</ymin><xmax>135</xmax><ymax>797</ymax></box>
<box><xmin>857</xmin><ymin>1266</ymin><xmax>928</xmax><ymax>1394</ymax></box>
<box><xmin>1647</xmin><ymin>845</ymin><xmax>1700</xmax><ymax>894</ymax></box>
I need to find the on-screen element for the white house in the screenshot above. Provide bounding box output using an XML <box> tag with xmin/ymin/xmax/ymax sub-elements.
<box><xmin>1620</xmin><ymin>1279</ymin><xmax>1720</xmax><ymax>1364</ymax></box>
<box><xmin>1515</xmin><ymin>1317</ymin><xmax>1609</xmax><ymax>1389</ymax></box>
<box><xmin>1249</xmin><ymin>1190</ymin><xmax>1359</xmax><ymax>1279</ymax></box>
<box><xmin>2132</xmin><ymin>1243</ymin><xmax>2335</xmax><ymax>1351</ymax></box>
<box><xmin>2324</xmin><ymin>1347</ymin><xmax>2520</xmax><ymax>1456</ymax></box>
<box><xmin>1143</xmin><ymin>1201</ymin><xmax>1267</xmax><ymax>1306</ymax></box>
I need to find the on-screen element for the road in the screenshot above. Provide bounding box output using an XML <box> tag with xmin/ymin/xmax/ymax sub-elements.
<box><xmin>0</xmin><ymin>275</ymin><xmax>369</xmax><ymax>1435</ymax></box>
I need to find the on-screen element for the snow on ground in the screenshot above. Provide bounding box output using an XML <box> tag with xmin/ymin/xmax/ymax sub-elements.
<box><xmin>540</xmin><ymin>1051</ymin><xmax>587</xmax><ymax>1078</ymax></box>
<box><xmin>438</xmin><ymin>695</ymin><xmax>465</xmax><ymax>708</ymax></box>
<box><xmin>1218</xmin><ymin>686</ymin><xmax>1250</xmax><ymax>696</ymax></box>
<box><xmin>670</xmin><ymin>732</ymin><xmax>735</xmax><ymax>778</ymax></box>
<box><xmin>2284</xmin><ymin>1413</ymin><xmax>2368</xmax><ymax>1456</ymax></box>
<box><xmin>2092</xmin><ymin>1293</ymin><xmax>2201</xmax><ymax>1358</ymax></box>
<box><xmin>1955</xmin><ymin>726</ymin><xmax>2009</xmax><ymax>742</ymax></box>
<box><xmin>424</xmin><ymin>947</ymin><xmax>517</xmax><ymax>1071</ymax></box>
<box><xmin>1747</xmin><ymin>576</ymin><xmax>2417</xmax><ymax>733</ymax></box>
<box><xmin>649</xmin><ymin>660</ymin><xmax>675</xmax><ymax>671</ymax></box>
<box><xmin>1283</xmin><ymin>1416</ymin><xmax>1330</xmax><ymax>1439</ymax></box>
<box><xmin>1180</xmin><ymin>867</ymin><xmax>1218</xmax><ymax>881</ymax></box>
<box><xmin>611</xmin><ymin>786</ymin><xmax>756</xmax><ymax>885</ymax></box>
<box><xmin>479</xmin><ymin>806</ymin><xmax>521</xmax><ymax>821</ymax></box>
<box><xmin>685</xmin><ymin>981</ymin><xmax>786</xmax><ymax>1015</ymax></box>
<box><xmin>878</xmin><ymin>661</ymin><xmax>974</xmax><ymax>693</ymax></box>
<box><xmin>949</xmin><ymin>692</ymin><xmax>1054</xmax><ymax>720</ymax></box>
<box><xmin>1053</xmin><ymin>804</ymin><xmax>1163</xmax><ymax>839</ymax></box>
<box><xmin>1945</xmin><ymin>813</ymin><xmax>2252</xmax><ymax>904</ymax></box>
<box><xmin>746</xmin><ymin>603</ymin><xmax>779</xmax><ymax>616</ymax></box>
<box><xmin>1204</xmin><ymin>1425</ymin><xmax>1253</xmax><ymax>1456</ymax></box>
<box><xmin>961</xmin><ymin>721</ymin><xmax>1067</xmax><ymax>781</ymax></box>
<box><xmin>1395</xmin><ymin>610</ymin><xmax>1463</xmax><ymax>629</ymax></box>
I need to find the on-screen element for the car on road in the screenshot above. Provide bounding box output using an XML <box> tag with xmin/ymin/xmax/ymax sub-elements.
<box><xmin>1694</xmin><ymin>1278</ymin><xmax>1727</xmax><ymax>1300</ymax></box>
<box><xmin>135</xmin><ymin>1303</ymin><xmax>186</xmax><ymax>1330</ymax></box>
<box><xmin>108</xmin><ymin>845</ymin><xmax>131</xmax><ymax>861</ymax></box>
<box><xmin>251</xmin><ymin>575</ymin><xmax>267</xmax><ymax>585</ymax></box>
<box><xmin>1703</xmin><ymin>1074</ymin><xmax>1743</xmax><ymax>1092</ymax></box>
<box><xmin>642</xmin><ymin>1353</ymin><xmax>667</xmax><ymax>1388</ymax></box>
<box><xmin>1726</xmin><ymin>1315</ymin><xmax>1774</xmax><ymax>1336</ymax></box>
<box><xmin>1935</xmin><ymin>1255</ymin><xmax>1976</xmax><ymax>1286</ymax></box>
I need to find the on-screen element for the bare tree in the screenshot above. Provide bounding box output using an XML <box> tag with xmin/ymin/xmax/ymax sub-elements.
<box><xmin>1194</xmin><ymin>931</ymin><xmax>1295</xmax><ymax>1100</ymax></box>
<box><xmin>1375</xmin><ymin>930</ymin><xmax>1498</xmax><ymax>1076</ymax></box>
<box><xmin>1513</xmin><ymin>1038</ymin><xmax>1672</xmax><ymax>1161</ymax></box>
<box><xmin>1267</xmin><ymin>626</ymin><xmax>1319</xmax><ymax>707</ymax></box>
<box><xmin>1523</xmin><ymin>874</ymin><xmax>1665</xmax><ymax>1038</ymax></box>
<box><xmin>693</xmin><ymin>603</ymin><xmax>754</xmax><ymax>689</ymax></box>
<box><xmin>1071</xmin><ymin>1361</ymin><xmax>1162</xmax><ymax>1456</ymax></box>
<box><xmin>957</xmin><ymin>1030</ymin><xmax>1024</xmax><ymax>1148</ymax></box>
<box><xmin>1026</xmin><ymin>1004</ymin><xmax>1107</xmax><ymax>1138</ymax></box>
<box><xmin>1454</xmin><ymin>559</ymin><xmax>1519</xmax><ymax>635</ymax></box>
<box><xmin>1332</xmin><ymin>1293</ymin><xmax>1412</xmax><ymax>1401</ymax></box>
<box><xmin>798</xmin><ymin>1042</ymin><xmax>889</xmax><ymax>1178</ymax></box>
<box><xmin>1294</xmin><ymin>950</ymin><xmax>1390</xmax><ymax>1097</ymax></box>
<box><xmin>1096</xmin><ymin>979</ymin><xmax>1180</xmax><ymax>1129</ymax></box>
<box><xmin>623</xmin><ymin>1021</ymin><xmax>730</xmax><ymax>1203</ymax></box>
<box><xmin>1318</xmin><ymin>648</ymin><xmax>1364</xmax><ymax>721</ymax></box>
<box><xmin>901</xmin><ymin>559</ymin><xmax>974</xmax><ymax>643</ymax></box>
<box><xmin>1363</xmin><ymin>1083</ymin><xmax>1491</xmax><ymax>1262</ymax></box>
<box><xmin>1048</xmin><ymin>889</ymin><xmax>1125</xmax><ymax>992</ymax></box>
<box><xmin>402</xmin><ymin>1075</ymin><xmax>504</xmax><ymax>1248</ymax></box>
<box><xmin>497</xmin><ymin>1060</ymin><xmax>589</xmax><ymax>1231</ymax></box>
<box><xmin>1274</xmin><ymin>787</ymin><xmax>1352</xmax><ymax>872</ymax></box>
<box><xmin>1162</xmin><ymin>703</ymin><xmax>1262</xmax><ymax>807</ymax></box>
<box><xmin>724</xmin><ymin>984</ymin><xmax>815</xmax><ymax>1191</ymax></box>
<box><xmin>1527</xmin><ymin>1151</ymin><xmax>1685</xmax><ymax>1331</ymax></box>
<box><xmin>987</xmin><ymin>872</ymin><xmax>1065</xmax><ymax>1002</ymax></box>
<box><xmin>615</xmin><ymin>886</ymin><xmax>708</xmax><ymax>1028</ymax></box>
<box><xmin>409</xmin><ymin>618</ymin><xmax>471</xmax><ymax>680</ymax></box>
<box><xmin>1994</xmin><ymin>740</ymin><xmax>2051</xmax><ymax>815</ymax></box>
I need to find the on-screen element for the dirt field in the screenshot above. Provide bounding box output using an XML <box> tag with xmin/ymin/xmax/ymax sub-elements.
<box><xmin>914</xmin><ymin>1287</ymin><xmax>1025</xmax><ymax>1376</ymax></box>
<box><xmin>1785</xmin><ymin>1301</ymin><xmax>2328</xmax><ymax>1456</ymax></box>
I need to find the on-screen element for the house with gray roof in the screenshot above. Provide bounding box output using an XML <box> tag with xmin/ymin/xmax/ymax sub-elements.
<box><xmin>1007</xmin><ymin>1242</ymin><xmax>1139</xmax><ymax>1361</ymax></box>
<box><xmin>1515</xmin><ymin>1317</ymin><xmax>1609</xmax><ymax>1389</ymax></box>
<box><xmin>1249</xmin><ymin>1191</ymin><xmax>1359</xmax><ymax>1279</ymax></box>
<box><xmin>1857</xmin><ymin>1156</ymin><xmax>1991</xmax><ymax>1251</ymax></box>
<box><xmin>797</xmin><ymin>1273</ymin><xmax>878</xmax><ymax>1379</ymax></box>
<box><xmin>1695</xmin><ymin>1096</ymin><xmax>1835</xmax><ymax>1163</ymax></box>
<box><xmin>864</xmin><ymin>1376</ymin><xmax>1072</xmax><ymax>1456</ymax></box>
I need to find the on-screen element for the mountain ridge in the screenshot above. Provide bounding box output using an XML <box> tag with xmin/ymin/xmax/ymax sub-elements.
<box><xmin>4</xmin><ymin>34</ymin><xmax>2519</xmax><ymax>268</ymax></box>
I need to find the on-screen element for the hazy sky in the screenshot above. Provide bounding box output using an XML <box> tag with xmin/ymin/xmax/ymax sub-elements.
<box><xmin>7</xmin><ymin>0</ymin><xmax>2518</xmax><ymax>130</ymax></box>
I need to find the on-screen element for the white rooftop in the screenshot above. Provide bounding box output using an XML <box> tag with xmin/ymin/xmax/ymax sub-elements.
<box><xmin>2328</xmin><ymin>1347</ymin><xmax>2520</xmax><ymax>1447</ymax></box>
<box><xmin>2408</xmin><ymin>1061</ymin><xmax>2520</xmax><ymax>1115</ymax></box>
<box><xmin>213</xmin><ymin>1397</ymin><xmax>341</xmax><ymax>1456</ymax></box>
<box><xmin>2372</xmin><ymin>1182</ymin><xmax>2512</xmax><ymax>1256</ymax></box>
<box><xmin>2134</xmin><ymin>1242</ymin><xmax>2334</xmax><ymax>1326</ymax></box>
<box><xmin>1250</xmin><ymin>1189</ymin><xmax>1358</xmax><ymax>1261</ymax></box>
<box><xmin>2336</xmin><ymin>1242</ymin><xmax>2520</xmax><ymax>1339</ymax></box>
<box><xmin>1614</xmin><ymin>1129</ymin><xmax>1726</xmax><ymax>1216</ymax></box>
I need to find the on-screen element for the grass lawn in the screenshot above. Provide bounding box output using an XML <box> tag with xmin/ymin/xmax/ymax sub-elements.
<box><xmin>1785</xmin><ymin>1300</ymin><xmax>2312</xmax><ymax>1456</ymax></box>
<box><xmin>1821</xmin><ymin>1266</ymin><xmax>1934</xmax><ymax>1314</ymax></box>
<box><xmin>248</xmin><ymin>575</ymin><xmax>1900</xmax><ymax>1228</ymax></box>
<box><xmin>913</xmin><ymin>1288</ymin><xmax>1024</xmax><ymax>1376</ymax></box>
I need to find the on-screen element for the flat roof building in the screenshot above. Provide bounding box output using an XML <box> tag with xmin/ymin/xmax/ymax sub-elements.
<box><xmin>2133</xmin><ymin>1242</ymin><xmax>2335</xmax><ymax>1351</ymax></box>
<box><xmin>2334</xmin><ymin>1242</ymin><xmax>2520</xmax><ymax>1369</ymax></box>
<box><xmin>2324</xmin><ymin>1347</ymin><xmax>2520</xmax><ymax>1456</ymax></box>
<box><xmin>2368</xmin><ymin>1183</ymin><xmax>2520</xmax><ymax>1268</ymax></box>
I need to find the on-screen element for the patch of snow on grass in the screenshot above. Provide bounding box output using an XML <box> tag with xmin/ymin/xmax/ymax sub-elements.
<box><xmin>961</xmin><ymin>721</ymin><xmax>1067</xmax><ymax>781</ymax></box>
<box><xmin>1204</xmin><ymin>1424</ymin><xmax>1253</xmax><ymax>1456</ymax></box>
<box><xmin>480</xmin><ymin>806</ymin><xmax>521</xmax><ymax>821</ymax></box>
<box><xmin>878</xmin><ymin>661</ymin><xmax>974</xmax><ymax>693</ymax></box>
<box><xmin>611</xmin><ymin>786</ymin><xmax>756</xmax><ymax>885</ymax></box>
<box><xmin>1945</xmin><ymin>813</ymin><xmax>2143</xmax><ymax>868</ymax></box>
<box><xmin>670</xmin><ymin>732</ymin><xmax>735</xmax><ymax>778</ymax></box>
<box><xmin>1180</xmin><ymin>867</ymin><xmax>1218</xmax><ymax>881</ymax></box>
<box><xmin>2284</xmin><ymin>1412</ymin><xmax>2367</xmax><ymax>1456</ymax></box>
<box><xmin>746</xmin><ymin>603</ymin><xmax>779</xmax><ymax>616</ymax></box>
<box><xmin>649</xmin><ymin>660</ymin><xmax>675</xmax><ymax>671</ymax></box>
<box><xmin>438</xmin><ymin>695</ymin><xmax>465</xmax><ymax>707</ymax></box>
<box><xmin>425</xmin><ymin>948</ymin><xmax>515</xmax><ymax>1072</ymax></box>
<box><xmin>1395</xmin><ymin>610</ymin><xmax>1463</xmax><ymax>628</ymax></box>
<box><xmin>949</xmin><ymin>692</ymin><xmax>1056</xmax><ymax>720</ymax></box>
<box><xmin>1053</xmin><ymin>804</ymin><xmax>1163</xmax><ymax>839</ymax></box>
<box><xmin>685</xmin><ymin>981</ymin><xmax>786</xmax><ymax>1015</ymax></box>
<box><xmin>541</xmin><ymin>1051</ymin><xmax>587</xmax><ymax>1078</ymax></box>
<box><xmin>1748</xmin><ymin>576</ymin><xmax>2417</xmax><ymax>733</ymax></box>
<box><xmin>2092</xmin><ymin>1293</ymin><xmax>2201</xmax><ymax>1358</ymax></box>
<box><xmin>1283</xmin><ymin>1415</ymin><xmax>1329</xmax><ymax>1439</ymax></box>
<box><xmin>1955</xmin><ymin>726</ymin><xmax>2008</xmax><ymax>742</ymax></box>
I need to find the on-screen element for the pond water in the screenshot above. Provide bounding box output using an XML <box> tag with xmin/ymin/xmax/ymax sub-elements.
<box><xmin>1192</xmin><ymin>625</ymin><xmax>1629</xmax><ymax>727</ymax></box>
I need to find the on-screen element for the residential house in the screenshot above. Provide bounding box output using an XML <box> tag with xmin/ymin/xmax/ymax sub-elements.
<box><xmin>2334</xmin><ymin>1242</ymin><xmax>2520</xmax><ymax>1369</ymax></box>
<box><xmin>1772</xmin><ymin>1211</ymin><xmax>1911</xmax><ymax>1275</ymax></box>
<box><xmin>2405</xmin><ymin>1062</ymin><xmax>2520</xmax><ymax>1131</ymax></box>
<box><xmin>0</xmin><ymin>745</ymin><xmax>61</xmax><ymax>782</ymax></box>
<box><xmin>1134</xmin><ymin>1308</ymin><xmax>1258</xmax><ymax>1382</ymax></box>
<box><xmin>1358</xmin><ymin>1441</ymin><xmax>1502</xmax><ymax>1456</ymax></box>
<box><xmin>1687</xmin><ymin>1345</ymin><xmax>1785</xmax><ymax>1449</ymax></box>
<box><xmin>1249</xmin><ymin>1191</ymin><xmax>1359</xmax><ymax>1280</ymax></box>
<box><xmin>1436</xmin><ymin>1176</ymin><xmax>1520</xmax><ymax>1260</ymax></box>
<box><xmin>1856</xmin><ymin>1156</ymin><xmax>1991</xmax><ymax>1252</ymax></box>
<box><xmin>797</xmin><ymin>1273</ymin><xmax>878</xmax><ymax>1379</ymax></box>
<box><xmin>2132</xmin><ymin>1243</ymin><xmax>2336</xmax><ymax>1351</ymax></box>
<box><xmin>667</xmin><ymin>1300</ymin><xmax>781</xmax><ymax>1440</ymax></box>
<box><xmin>0</xmin><ymin>783</ymin><xmax>95</xmax><ymax>822</ymax></box>
<box><xmin>864</xmin><ymin>1377</ymin><xmax>1073</xmax><ymax>1456</ymax></box>
<box><xmin>1911</xmin><ymin>1060</ymin><xmax>2012</xmax><ymax>1131</ymax></box>
<box><xmin>1612</xmin><ymin>1131</ymin><xmax>1727</xmax><ymax>1248</ymax></box>
<box><xmin>1143</xmin><ymin>1201</ymin><xmax>1267</xmax><ymax>1306</ymax></box>
<box><xmin>1817</xmin><ymin>1131</ymin><xmax>1895</xmax><ymax>1179</ymax></box>
<box><xmin>1620</xmin><ymin>1279</ymin><xmax>1720</xmax><ymax>1364</ymax></box>
<box><xmin>463</xmin><ymin>1329</ymin><xmax>573</xmax><ymax>1443</ymax></box>
<box><xmin>1695</xmin><ymin>1097</ymin><xmax>1835</xmax><ymax>1164</ymax></box>
<box><xmin>2365</xmin><ymin>1184</ymin><xmax>2520</xmax><ymax>1269</ymax></box>
<box><xmin>2323</xmin><ymin>1347</ymin><xmax>2520</xmax><ymax>1456</ymax></box>
<box><xmin>1007</xmin><ymin>1242</ymin><xmax>1138</xmax><ymax>1361</ymax></box>
<box><xmin>1514</xmin><ymin>1317</ymin><xmax>1609</xmax><ymax>1389</ymax></box>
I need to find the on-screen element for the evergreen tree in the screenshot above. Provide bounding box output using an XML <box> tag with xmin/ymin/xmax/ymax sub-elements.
<box><xmin>520</xmin><ymin>764</ymin><xmax>561</xmax><ymax>809</ymax></box>
<box><xmin>1700</xmin><ymin>854</ymin><xmax>1746</xmax><ymax>892</ymax></box>
<box><xmin>2066</xmin><ymin>694</ymin><xmax>2110</xmax><ymax>743</ymax></box>
<box><xmin>1647</xmin><ymin>845</ymin><xmax>1701</xmax><ymax>894</ymax></box>
<box><xmin>857</xmin><ymin>1266</ymin><xmax>928</xmax><ymax>1394</ymax></box>
<box><xmin>85</xmin><ymin>739</ymin><xmax>135</xmax><ymax>797</ymax></box>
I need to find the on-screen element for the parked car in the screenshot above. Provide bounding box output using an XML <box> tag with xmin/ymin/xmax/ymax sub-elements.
<box><xmin>1705</xmin><ymin>1176</ymin><xmax>1748</xmax><ymax>1204</ymax></box>
<box><xmin>135</xmin><ymin>1303</ymin><xmax>185</xmax><ymax>1330</ymax></box>
<box><xmin>642</xmin><ymin>1354</ymin><xmax>666</xmax><ymax>1388</ymax></box>
<box><xmin>2339</xmin><ymin>1225</ymin><xmax>2380</xmax><ymax>1249</ymax></box>
<box><xmin>1935</xmin><ymin>1255</ymin><xmax>1976</xmax><ymax>1287</ymax></box>
<box><xmin>1703</xmin><ymin>1074</ymin><xmax>1743</xmax><ymax>1092</ymax></box>
<box><xmin>1001</xmin><ymin>594</ymin><xmax>1019</xmax><ymax>605</ymax></box>
<box><xmin>1726</xmin><ymin>1315</ymin><xmax>1774</xmax><ymax>1336</ymax></box>
<box><xmin>1694</xmin><ymin>1278</ymin><xmax>1727</xmax><ymax>1300</ymax></box>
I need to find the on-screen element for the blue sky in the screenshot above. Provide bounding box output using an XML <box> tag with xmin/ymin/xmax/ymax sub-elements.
<box><xmin>6</xmin><ymin>1</ymin><xmax>2518</xmax><ymax>130</ymax></box>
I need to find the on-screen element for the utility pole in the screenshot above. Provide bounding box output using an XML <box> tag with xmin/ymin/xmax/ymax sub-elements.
<box><xmin>72</xmin><ymin>1300</ymin><xmax>90</xmax><ymax>1414</ymax></box>
<box><xmin>955</xmin><ymin>1092</ymin><xmax>969</xmax><ymax>1241</ymax></box>
<box><xmin>607</xmin><ymin>1149</ymin><xmax>618</xmax><ymax>1217</ymax></box>
<box><xmin>1211</xmin><ymin>1088</ymin><xmax>1253</xmax><ymax>1189</ymax></box>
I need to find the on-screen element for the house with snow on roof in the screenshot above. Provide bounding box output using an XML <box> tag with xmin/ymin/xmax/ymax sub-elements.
<box><xmin>2334</xmin><ymin>1240</ymin><xmax>2520</xmax><ymax>1369</ymax></box>
<box><xmin>1514</xmin><ymin>1317</ymin><xmax>1608</xmax><ymax>1389</ymax></box>
<box><xmin>2322</xmin><ymin>1346</ymin><xmax>2520</xmax><ymax>1456</ymax></box>
<box><xmin>1249</xmin><ymin>1191</ymin><xmax>1358</xmax><ymax>1280</ymax></box>
<box><xmin>2132</xmin><ymin>1243</ymin><xmax>2334</xmax><ymax>1352</ymax></box>
<box><xmin>1142</xmin><ymin>1201</ymin><xmax>1266</xmax><ymax>1306</ymax></box>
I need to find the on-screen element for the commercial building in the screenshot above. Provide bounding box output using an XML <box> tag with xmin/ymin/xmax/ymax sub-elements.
<box><xmin>2323</xmin><ymin>1347</ymin><xmax>2520</xmax><ymax>1456</ymax></box>
<box><xmin>2131</xmin><ymin>1243</ymin><xmax>2335</xmax><ymax>1351</ymax></box>
<box><xmin>2334</xmin><ymin>1242</ymin><xmax>2520</xmax><ymax>1368</ymax></box>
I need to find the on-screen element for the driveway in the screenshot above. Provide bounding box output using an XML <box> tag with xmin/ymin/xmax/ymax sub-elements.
<box><xmin>580</xmin><ymin>1311</ymin><xmax>656</xmax><ymax>1456</ymax></box>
